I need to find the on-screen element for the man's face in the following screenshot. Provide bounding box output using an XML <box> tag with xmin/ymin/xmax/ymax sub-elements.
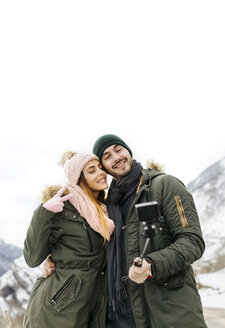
<box><xmin>101</xmin><ymin>144</ymin><xmax>133</xmax><ymax>180</ymax></box>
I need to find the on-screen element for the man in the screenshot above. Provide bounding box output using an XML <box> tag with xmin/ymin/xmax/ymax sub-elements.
<box><xmin>43</xmin><ymin>134</ymin><xmax>207</xmax><ymax>328</ymax></box>
<box><xmin>92</xmin><ymin>134</ymin><xmax>207</xmax><ymax>328</ymax></box>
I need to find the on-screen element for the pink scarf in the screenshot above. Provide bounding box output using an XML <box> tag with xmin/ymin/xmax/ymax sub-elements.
<box><xmin>67</xmin><ymin>183</ymin><xmax>115</xmax><ymax>241</ymax></box>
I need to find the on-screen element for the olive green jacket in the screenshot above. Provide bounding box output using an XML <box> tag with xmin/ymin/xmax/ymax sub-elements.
<box><xmin>126</xmin><ymin>168</ymin><xmax>207</xmax><ymax>328</ymax></box>
<box><xmin>23</xmin><ymin>186</ymin><xmax>107</xmax><ymax>328</ymax></box>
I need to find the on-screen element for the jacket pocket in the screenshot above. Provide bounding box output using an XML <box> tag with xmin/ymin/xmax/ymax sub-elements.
<box><xmin>50</xmin><ymin>273</ymin><xmax>81</xmax><ymax>312</ymax></box>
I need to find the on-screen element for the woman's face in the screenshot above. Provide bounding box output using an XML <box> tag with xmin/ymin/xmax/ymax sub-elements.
<box><xmin>82</xmin><ymin>159</ymin><xmax>108</xmax><ymax>194</ymax></box>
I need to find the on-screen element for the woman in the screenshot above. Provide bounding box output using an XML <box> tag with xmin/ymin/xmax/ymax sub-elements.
<box><xmin>23</xmin><ymin>151</ymin><xmax>115</xmax><ymax>328</ymax></box>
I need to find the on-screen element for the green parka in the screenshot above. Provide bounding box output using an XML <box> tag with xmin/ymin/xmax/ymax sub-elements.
<box><xmin>126</xmin><ymin>167</ymin><xmax>207</xmax><ymax>328</ymax></box>
<box><xmin>23</xmin><ymin>186</ymin><xmax>107</xmax><ymax>328</ymax></box>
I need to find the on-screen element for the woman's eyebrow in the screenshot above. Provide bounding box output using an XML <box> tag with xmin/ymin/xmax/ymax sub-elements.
<box><xmin>86</xmin><ymin>165</ymin><xmax>95</xmax><ymax>171</ymax></box>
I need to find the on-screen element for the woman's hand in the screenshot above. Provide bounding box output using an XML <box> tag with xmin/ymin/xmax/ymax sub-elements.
<box><xmin>43</xmin><ymin>186</ymin><xmax>72</xmax><ymax>213</ymax></box>
<box><xmin>129</xmin><ymin>258</ymin><xmax>152</xmax><ymax>284</ymax></box>
<box><xmin>42</xmin><ymin>255</ymin><xmax>56</xmax><ymax>278</ymax></box>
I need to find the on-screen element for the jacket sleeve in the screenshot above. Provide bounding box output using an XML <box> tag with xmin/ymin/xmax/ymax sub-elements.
<box><xmin>23</xmin><ymin>205</ymin><xmax>59</xmax><ymax>268</ymax></box>
<box><xmin>145</xmin><ymin>175</ymin><xmax>205</xmax><ymax>281</ymax></box>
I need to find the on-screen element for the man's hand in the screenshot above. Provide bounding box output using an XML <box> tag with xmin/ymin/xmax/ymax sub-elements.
<box><xmin>129</xmin><ymin>258</ymin><xmax>152</xmax><ymax>284</ymax></box>
<box><xmin>43</xmin><ymin>186</ymin><xmax>73</xmax><ymax>213</ymax></box>
<box><xmin>42</xmin><ymin>255</ymin><xmax>56</xmax><ymax>278</ymax></box>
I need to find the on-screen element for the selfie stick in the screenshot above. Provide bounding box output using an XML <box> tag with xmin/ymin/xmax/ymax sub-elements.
<box><xmin>135</xmin><ymin>236</ymin><xmax>150</xmax><ymax>267</ymax></box>
<box><xmin>134</xmin><ymin>222</ymin><xmax>157</xmax><ymax>267</ymax></box>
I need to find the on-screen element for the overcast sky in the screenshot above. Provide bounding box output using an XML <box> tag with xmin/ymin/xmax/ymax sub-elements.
<box><xmin>0</xmin><ymin>0</ymin><xmax>225</xmax><ymax>247</ymax></box>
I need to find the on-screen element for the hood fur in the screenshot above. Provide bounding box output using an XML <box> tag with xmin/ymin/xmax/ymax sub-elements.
<box><xmin>41</xmin><ymin>185</ymin><xmax>69</xmax><ymax>203</ymax></box>
<box><xmin>146</xmin><ymin>160</ymin><xmax>164</xmax><ymax>172</ymax></box>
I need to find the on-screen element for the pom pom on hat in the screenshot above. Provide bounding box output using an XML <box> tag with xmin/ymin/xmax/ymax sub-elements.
<box><xmin>92</xmin><ymin>134</ymin><xmax>132</xmax><ymax>160</ymax></box>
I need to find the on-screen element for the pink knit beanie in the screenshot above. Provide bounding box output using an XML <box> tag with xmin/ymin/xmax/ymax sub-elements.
<box><xmin>64</xmin><ymin>153</ymin><xmax>99</xmax><ymax>186</ymax></box>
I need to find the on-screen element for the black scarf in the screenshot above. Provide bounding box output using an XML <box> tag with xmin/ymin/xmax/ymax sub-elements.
<box><xmin>107</xmin><ymin>160</ymin><xmax>143</xmax><ymax>320</ymax></box>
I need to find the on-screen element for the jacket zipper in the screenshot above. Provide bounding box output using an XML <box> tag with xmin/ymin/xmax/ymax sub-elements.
<box><xmin>174</xmin><ymin>195</ymin><xmax>188</xmax><ymax>227</ymax></box>
<box><xmin>83</xmin><ymin>222</ymin><xmax>93</xmax><ymax>252</ymax></box>
<box><xmin>50</xmin><ymin>274</ymin><xmax>75</xmax><ymax>305</ymax></box>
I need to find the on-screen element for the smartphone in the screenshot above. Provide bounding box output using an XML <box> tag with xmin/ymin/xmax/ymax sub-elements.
<box><xmin>135</xmin><ymin>201</ymin><xmax>160</xmax><ymax>223</ymax></box>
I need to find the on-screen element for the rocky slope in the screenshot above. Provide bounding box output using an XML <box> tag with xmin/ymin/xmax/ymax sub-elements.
<box><xmin>187</xmin><ymin>156</ymin><xmax>225</xmax><ymax>274</ymax></box>
<box><xmin>0</xmin><ymin>257</ymin><xmax>41</xmax><ymax>328</ymax></box>
<box><xmin>0</xmin><ymin>240</ymin><xmax>22</xmax><ymax>277</ymax></box>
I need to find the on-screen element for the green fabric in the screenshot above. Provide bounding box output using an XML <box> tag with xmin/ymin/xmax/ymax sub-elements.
<box><xmin>125</xmin><ymin>169</ymin><xmax>207</xmax><ymax>328</ymax></box>
<box><xmin>23</xmin><ymin>201</ymin><xmax>107</xmax><ymax>328</ymax></box>
<box><xmin>92</xmin><ymin>134</ymin><xmax>132</xmax><ymax>160</ymax></box>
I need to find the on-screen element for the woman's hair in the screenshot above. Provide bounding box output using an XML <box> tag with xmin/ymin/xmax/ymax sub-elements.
<box><xmin>60</xmin><ymin>151</ymin><xmax>108</xmax><ymax>243</ymax></box>
<box><xmin>79</xmin><ymin>176</ymin><xmax>108</xmax><ymax>243</ymax></box>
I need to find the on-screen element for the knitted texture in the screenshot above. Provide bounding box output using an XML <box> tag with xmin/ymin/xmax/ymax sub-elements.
<box><xmin>92</xmin><ymin>134</ymin><xmax>133</xmax><ymax>160</ymax></box>
<box><xmin>67</xmin><ymin>183</ymin><xmax>115</xmax><ymax>241</ymax></box>
<box><xmin>64</xmin><ymin>153</ymin><xmax>98</xmax><ymax>186</ymax></box>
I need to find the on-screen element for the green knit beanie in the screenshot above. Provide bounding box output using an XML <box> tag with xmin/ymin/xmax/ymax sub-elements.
<box><xmin>92</xmin><ymin>134</ymin><xmax>133</xmax><ymax>160</ymax></box>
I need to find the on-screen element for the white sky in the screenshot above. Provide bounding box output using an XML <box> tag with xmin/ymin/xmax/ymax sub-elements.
<box><xmin>0</xmin><ymin>0</ymin><xmax>225</xmax><ymax>247</ymax></box>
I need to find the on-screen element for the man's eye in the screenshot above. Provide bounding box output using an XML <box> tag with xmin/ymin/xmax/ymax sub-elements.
<box><xmin>103</xmin><ymin>155</ymin><xmax>110</xmax><ymax>160</ymax></box>
<box><xmin>116</xmin><ymin>148</ymin><xmax>122</xmax><ymax>152</ymax></box>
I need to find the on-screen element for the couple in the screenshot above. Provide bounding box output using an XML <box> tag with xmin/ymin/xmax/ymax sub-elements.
<box><xmin>23</xmin><ymin>134</ymin><xmax>207</xmax><ymax>328</ymax></box>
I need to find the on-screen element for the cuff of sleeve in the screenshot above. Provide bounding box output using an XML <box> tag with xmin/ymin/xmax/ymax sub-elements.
<box><xmin>145</xmin><ymin>258</ymin><xmax>156</xmax><ymax>279</ymax></box>
<box><xmin>144</xmin><ymin>259</ymin><xmax>153</xmax><ymax>278</ymax></box>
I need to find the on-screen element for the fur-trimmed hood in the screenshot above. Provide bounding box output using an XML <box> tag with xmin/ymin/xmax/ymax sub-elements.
<box><xmin>146</xmin><ymin>160</ymin><xmax>164</xmax><ymax>172</ymax></box>
<box><xmin>41</xmin><ymin>185</ymin><xmax>69</xmax><ymax>203</ymax></box>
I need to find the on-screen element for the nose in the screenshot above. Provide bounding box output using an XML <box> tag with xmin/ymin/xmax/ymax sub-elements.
<box><xmin>112</xmin><ymin>152</ymin><xmax>120</xmax><ymax>162</ymax></box>
<box><xmin>112</xmin><ymin>153</ymin><xmax>122</xmax><ymax>165</ymax></box>
<box><xmin>98</xmin><ymin>167</ymin><xmax>106</xmax><ymax>175</ymax></box>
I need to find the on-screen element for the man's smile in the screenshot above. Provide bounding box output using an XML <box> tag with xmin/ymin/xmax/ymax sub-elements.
<box><xmin>113</xmin><ymin>159</ymin><xmax>126</xmax><ymax>169</ymax></box>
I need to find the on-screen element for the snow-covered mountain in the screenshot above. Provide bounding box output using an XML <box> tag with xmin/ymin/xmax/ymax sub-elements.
<box><xmin>187</xmin><ymin>156</ymin><xmax>225</xmax><ymax>309</ymax></box>
<box><xmin>0</xmin><ymin>239</ymin><xmax>22</xmax><ymax>276</ymax></box>
<box><xmin>187</xmin><ymin>156</ymin><xmax>225</xmax><ymax>274</ymax></box>
<box><xmin>0</xmin><ymin>257</ymin><xmax>41</xmax><ymax>328</ymax></box>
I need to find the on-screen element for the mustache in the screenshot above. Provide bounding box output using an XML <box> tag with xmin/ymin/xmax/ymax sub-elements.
<box><xmin>112</xmin><ymin>158</ymin><xmax>126</xmax><ymax>169</ymax></box>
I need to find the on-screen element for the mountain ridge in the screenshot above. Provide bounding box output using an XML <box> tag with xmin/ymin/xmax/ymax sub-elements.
<box><xmin>0</xmin><ymin>239</ymin><xmax>22</xmax><ymax>277</ymax></box>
